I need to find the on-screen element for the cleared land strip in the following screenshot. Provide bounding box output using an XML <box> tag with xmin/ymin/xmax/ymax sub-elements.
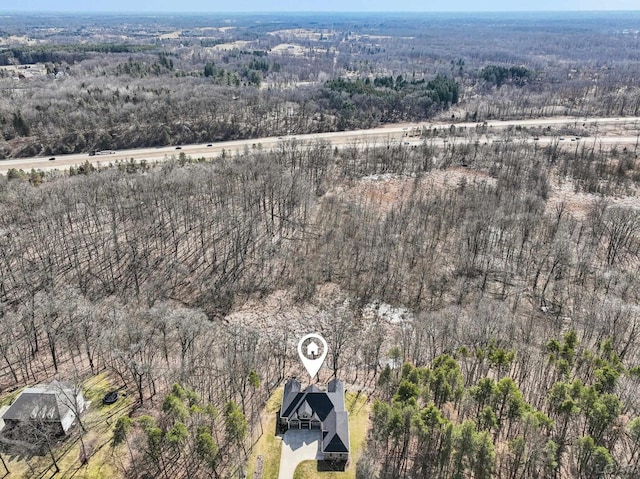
<box><xmin>1</xmin><ymin>116</ymin><xmax>639</xmax><ymax>174</ymax></box>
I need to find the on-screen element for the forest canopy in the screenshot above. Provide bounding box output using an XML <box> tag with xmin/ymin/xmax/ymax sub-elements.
<box><xmin>1</xmin><ymin>10</ymin><xmax>640</xmax><ymax>479</ymax></box>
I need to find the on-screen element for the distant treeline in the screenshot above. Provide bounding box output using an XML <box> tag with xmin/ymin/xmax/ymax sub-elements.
<box><xmin>0</xmin><ymin>43</ymin><xmax>154</xmax><ymax>66</ymax></box>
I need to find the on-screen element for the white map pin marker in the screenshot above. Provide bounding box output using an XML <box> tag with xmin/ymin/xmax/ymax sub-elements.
<box><xmin>297</xmin><ymin>333</ymin><xmax>328</xmax><ymax>379</ymax></box>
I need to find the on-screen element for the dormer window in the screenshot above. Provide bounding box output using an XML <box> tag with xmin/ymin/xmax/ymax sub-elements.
<box><xmin>298</xmin><ymin>400</ymin><xmax>312</xmax><ymax>419</ymax></box>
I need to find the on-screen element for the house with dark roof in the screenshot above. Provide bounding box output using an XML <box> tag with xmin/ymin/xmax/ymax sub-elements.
<box><xmin>0</xmin><ymin>380</ymin><xmax>86</xmax><ymax>438</ymax></box>
<box><xmin>278</xmin><ymin>378</ymin><xmax>350</xmax><ymax>461</ymax></box>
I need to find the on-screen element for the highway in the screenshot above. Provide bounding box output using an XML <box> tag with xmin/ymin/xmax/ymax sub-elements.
<box><xmin>1</xmin><ymin>116</ymin><xmax>638</xmax><ymax>174</ymax></box>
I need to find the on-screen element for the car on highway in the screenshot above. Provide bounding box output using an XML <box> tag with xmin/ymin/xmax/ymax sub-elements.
<box><xmin>89</xmin><ymin>150</ymin><xmax>116</xmax><ymax>156</ymax></box>
<box><xmin>175</xmin><ymin>146</ymin><xmax>182</xmax><ymax>150</ymax></box>
<box><xmin>48</xmin><ymin>157</ymin><xmax>56</xmax><ymax>161</ymax></box>
<box><xmin>207</xmin><ymin>144</ymin><xmax>213</xmax><ymax>147</ymax></box>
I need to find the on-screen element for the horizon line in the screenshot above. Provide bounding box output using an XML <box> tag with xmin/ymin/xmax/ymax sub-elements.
<box><xmin>1</xmin><ymin>9</ymin><xmax>640</xmax><ymax>14</ymax></box>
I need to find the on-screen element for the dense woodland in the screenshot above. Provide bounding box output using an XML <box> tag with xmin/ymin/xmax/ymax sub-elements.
<box><xmin>1</xmin><ymin>136</ymin><xmax>640</xmax><ymax>477</ymax></box>
<box><xmin>1</xmin><ymin>10</ymin><xmax>640</xmax><ymax>479</ymax></box>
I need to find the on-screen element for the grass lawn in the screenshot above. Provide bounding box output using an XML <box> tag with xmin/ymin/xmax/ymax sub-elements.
<box><xmin>0</xmin><ymin>387</ymin><xmax>26</xmax><ymax>408</ymax></box>
<box><xmin>293</xmin><ymin>391</ymin><xmax>370</xmax><ymax>479</ymax></box>
<box><xmin>246</xmin><ymin>387</ymin><xmax>284</xmax><ymax>479</ymax></box>
<box><xmin>0</xmin><ymin>372</ymin><xmax>134</xmax><ymax>479</ymax></box>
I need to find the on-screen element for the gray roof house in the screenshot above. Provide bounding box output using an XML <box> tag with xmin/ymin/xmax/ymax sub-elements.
<box><xmin>1</xmin><ymin>380</ymin><xmax>86</xmax><ymax>438</ymax></box>
<box><xmin>279</xmin><ymin>378</ymin><xmax>350</xmax><ymax>461</ymax></box>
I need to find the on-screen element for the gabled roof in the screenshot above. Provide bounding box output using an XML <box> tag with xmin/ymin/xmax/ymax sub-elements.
<box><xmin>282</xmin><ymin>379</ymin><xmax>302</xmax><ymax>414</ymax></box>
<box><xmin>299</xmin><ymin>400</ymin><xmax>313</xmax><ymax>419</ymax></box>
<box><xmin>327</xmin><ymin>379</ymin><xmax>345</xmax><ymax>409</ymax></box>
<box><xmin>281</xmin><ymin>387</ymin><xmax>335</xmax><ymax>421</ymax></box>
<box><xmin>2</xmin><ymin>392</ymin><xmax>60</xmax><ymax>422</ymax></box>
<box><xmin>328</xmin><ymin>378</ymin><xmax>342</xmax><ymax>393</ymax></box>
<box><xmin>280</xmin><ymin>379</ymin><xmax>350</xmax><ymax>454</ymax></box>
<box><xmin>2</xmin><ymin>381</ymin><xmax>79</xmax><ymax>424</ymax></box>
<box><xmin>323</xmin><ymin>411</ymin><xmax>349</xmax><ymax>453</ymax></box>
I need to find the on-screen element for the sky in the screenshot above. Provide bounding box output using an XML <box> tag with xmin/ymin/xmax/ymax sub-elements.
<box><xmin>6</xmin><ymin>0</ymin><xmax>640</xmax><ymax>13</ymax></box>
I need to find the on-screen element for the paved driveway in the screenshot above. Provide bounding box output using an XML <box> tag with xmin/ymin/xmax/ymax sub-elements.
<box><xmin>277</xmin><ymin>429</ymin><xmax>322</xmax><ymax>479</ymax></box>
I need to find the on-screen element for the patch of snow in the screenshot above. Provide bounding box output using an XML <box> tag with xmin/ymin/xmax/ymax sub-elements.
<box><xmin>360</xmin><ymin>173</ymin><xmax>399</xmax><ymax>182</ymax></box>
<box><xmin>362</xmin><ymin>301</ymin><xmax>413</xmax><ymax>324</ymax></box>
